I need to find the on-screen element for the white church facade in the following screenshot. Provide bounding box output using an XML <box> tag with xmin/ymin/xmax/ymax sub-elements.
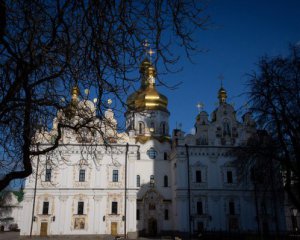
<box><xmin>20</xmin><ymin>58</ymin><xmax>286</xmax><ymax>237</ymax></box>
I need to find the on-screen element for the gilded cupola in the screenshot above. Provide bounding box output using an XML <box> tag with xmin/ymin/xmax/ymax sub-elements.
<box><xmin>126</xmin><ymin>58</ymin><xmax>169</xmax><ymax>113</ymax></box>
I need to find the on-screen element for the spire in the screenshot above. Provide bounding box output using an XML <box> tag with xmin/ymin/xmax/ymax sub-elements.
<box><xmin>140</xmin><ymin>41</ymin><xmax>156</xmax><ymax>89</ymax></box>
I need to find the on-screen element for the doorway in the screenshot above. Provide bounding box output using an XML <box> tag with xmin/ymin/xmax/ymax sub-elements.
<box><xmin>111</xmin><ymin>222</ymin><xmax>117</xmax><ymax>236</ymax></box>
<box><xmin>148</xmin><ymin>218</ymin><xmax>157</xmax><ymax>236</ymax></box>
<box><xmin>40</xmin><ymin>222</ymin><xmax>48</xmax><ymax>236</ymax></box>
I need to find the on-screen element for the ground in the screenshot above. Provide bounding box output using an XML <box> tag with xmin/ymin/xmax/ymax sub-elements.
<box><xmin>0</xmin><ymin>232</ymin><xmax>167</xmax><ymax>240</ymax></box>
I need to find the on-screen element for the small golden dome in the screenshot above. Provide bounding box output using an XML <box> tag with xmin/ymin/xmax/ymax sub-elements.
<box><xmin>218</xmin><ymin>87</ymin><xmax>227</xmax><ymax>104</ymax></box>
<box><xmin>127</xmin><ymin>58</ymin><xmax>168</xmax><ymax>112</ymax></box>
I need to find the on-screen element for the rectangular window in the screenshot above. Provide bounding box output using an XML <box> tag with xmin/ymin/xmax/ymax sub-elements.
<box><xmin>227</xmin><ymin>171</ymin><xmax>233</xmax><ymax>183</ymax></box>
<box><xmin>164</xmin><ymin>209</ymin><xmax>169</xmax><ymax>220</ymax></box>
<box><xmin>42</xmin><ymin>202</ymin><xmax>49</xmax><ymax>215</ymax></box>
<box><xmin>229</xmin><ymin>201</ymin><xmax>235</xmax><ymax>215</ymax></box>
<box><xmin>78</xmin><ymin>201</ymin><xmax>84</xmax><ymax>215</ymax></box>
<box><xmin>113</xmin><ymin>170</ymin><xmax>118</xmax><ymax>182</ymax></box>
<box><xmin>196</xmin><ymin>170</ymin><xmax>202</xmax><ymax>183</ymax></box>
<box><xmin>45</xmin><ymin>169</ymin><xmax>51</xmax><ymax>182</ymax></box>
<box><xmin>112</xmin><ymin>202</ymin><xmax>118</xmax><ymax>214</ymax></box>
<box><xmin>79</xmin><ymin>169</ymin><xmax>85</xmax><ymax>182</ymax></box>
<box><xmin>164</xmin><ymin>175</ymin><xmax>168</xmax><ymax>187</ymax></box>
<box><xmin>164</xmin><ymin>152</ymin><xmax>168</xmax><ymax>160</ymax></box>
<box><xmin>150</xmin><ymin>175</ymin><xmax>154</xmax><ymax>187</ymax></box>
<box><xmin>197</xmin><ymin>201</ymin><xmax>203</xmax><ymax>215</ymax></box>
<box><xmin>136</xmin><ymin>209</ymin><xmax>140</xmax><ymax>220</ymax></box>
<box><xmin>137</xmin><ymin>175</ymin><xmax>140</xmax><ymax>187</ymax></box>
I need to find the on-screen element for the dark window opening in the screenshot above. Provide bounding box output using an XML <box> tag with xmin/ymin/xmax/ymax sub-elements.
<box><xmin>45</xmin><ymin>169</ymin><xmax>51</xmax><ymax>182</ymax></box>
<box><xmin>150</xmin><ymin>175</ymin><xmax>155</xmax><ymax>187</ymax></box>
<box><xmin>42</xmin><ymin>202</ymin><xmax>49</xmax><ymax>215</ymax></box>
<box><xmin>229</xmin><ymin>201</ymin><xmax>235</xmax><ymax>215</ymax></box>
<box><xmin>162</xmin><ymin>123</ymin><xmax>166</xmax><ymax>135</ymax></box>
<box><xmin>137</xmin><ymin>175</ymin><xmax>140</xmax><ymax>187</ymax></box>
<box><xmin>112</xmin><ymin>202</ymin><xmax>118</xmax><ymax>214</ymax></box>
<box><xmin>164</xmin><ymin>175</ymin><xmax>168</xmax><ymax>187</ymax></box>
<box><xmin>137</xmin><ymin>151</ymin><xmax>140</xmax><ymax>160</ymax></box>
<box><xmin>136</xmin><ymin>209</ymin><xmax>140</xmax><ymax>220</ymax></box>
<box><xmin>79</xmin><ymin>169</ymin><xmax>85</xmax><ymax>182</ymax></box>
<box><xmin>197</xmin><ymin>201</ymin><xmax>203</xmax><ymax>215</ymax></box>
<box><xmin>113</xmin><ymin>170</ymin><xmax>118</xmax><ymax>182</ymax></box>
<box><xmin>78</xmin><ymin>201</ymin><xmax>84</xmax><ymax>215</ymax></box>
<box><xmin>196</xmin><ymin>170</ymin><xmax>202</xmax><ymax>183</ymax></box>
<box><xmin>164</xmin><ymin>152</ymin><xmax>168</xmax><ymax>160</ymax></box>
<box><xmin>164</xmin><ymin>209</ymin><xmax>169</xmax><ymax>220</ymax></box>
<box><xmin>139</xmin><ymin>122</ymin><xmax>145</xmax><ymax>135</ymax></box>
<box><xmin>227</xmin><ymin>171</ymin><xmax>233</xmax><ymax>183</ymax></box>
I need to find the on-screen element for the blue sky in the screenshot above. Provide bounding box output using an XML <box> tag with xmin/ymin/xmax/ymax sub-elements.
<box><xmin>157</xmin><ymin>0</ymin><xmax>300</xmax><ymax>134</ymax></box>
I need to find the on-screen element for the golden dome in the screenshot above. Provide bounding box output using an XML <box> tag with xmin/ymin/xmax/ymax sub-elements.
<box><xmin>218</xmin><ymin>87</ymin><xmax>227</xmax><ymax>104</ymax></box>
<box><xmin>127</xmin><ymin>58</ymin><xmax>169</xmax><ymax>112</ymax></box>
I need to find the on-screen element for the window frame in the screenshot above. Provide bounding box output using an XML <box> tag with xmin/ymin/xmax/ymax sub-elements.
<box><xmin>229</xmin><ymin>201</ymin><xmax>235</xmax><ymax>215</ymax></box>
<box><xmin>79</xmin><ymin>169</ymin><xmax>86</xmax><ymax>182</ymax></box>
<box><xmin>42</xmin><ymin>201</ymin><xmax>49</xmax><ymax>215</ymax></box>
<box><xmin>78</xmin><ymin>201</ymin><xmax>84</xmax><ymax>215</ymax></box>
<box><xmin>45</xmin><ymin>168</ymin><xmax>52</xmax><ymax>182</ymax></box>
<box><xmin>227</xmin><ymin>171</ymin><xmax>233</xmax><ymax>184</ymax></box>
<box><xmin>111</xmin><ymin>201</ymin><xmax>118</xmax><ymax>214</ymax></box>
<box><xmin>196</xmin><ymin>170</ymin><xmax>202</xmax><ymax>183</ymax></box>
<box><xmin>164</xmin><ymin>175</ymin><xmax>168</xmax><ymax>187</ymax></box>
<box><xmin>137</xmin><ymin>175</ymin><xmax>140</xmax><ymax>187</ymax></box>
<box><xmin>197</xmin><ymin>201</ymin><xmax>203</xmax><ymax>215</ymax></box>
<box><xmin>112</xmin><ymin>170</ymin><xmax>119</xmax><ymax>182</ymax></box>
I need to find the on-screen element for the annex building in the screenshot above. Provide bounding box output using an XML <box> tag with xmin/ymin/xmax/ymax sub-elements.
<box><xmin>20</xmin><ymin>58</ymin><xmax>286</xmax><ymax>237</ymax></box>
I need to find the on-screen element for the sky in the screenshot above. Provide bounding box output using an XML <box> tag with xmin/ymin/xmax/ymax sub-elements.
<box><xmin>157</xmin><ymin>0</ymin><xmax>300</xmax><ymax>134</ymax></box>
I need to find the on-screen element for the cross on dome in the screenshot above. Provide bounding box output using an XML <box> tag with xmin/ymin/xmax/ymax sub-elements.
<box><xmin>196</xmin><ymin>102</ymin><xmax>204</xmax><ymax>113</ymax></box>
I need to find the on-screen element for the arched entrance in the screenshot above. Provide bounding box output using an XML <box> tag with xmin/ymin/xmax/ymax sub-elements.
<box><xmin>148</xmin><ymin>218</ymin><xmax>157</xmax><ymax>236</ymax></box>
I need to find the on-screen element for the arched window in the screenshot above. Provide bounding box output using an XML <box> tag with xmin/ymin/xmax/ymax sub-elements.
<box><xmin>150</xmin><ymin>175</ymin><xmax>155</xmax><ymax>187</ymax></box>
<box><xmin>222</xmin><ymin>119</ymin><xmax>231</xmax><ymax>136</ymax></box>
<box><xmin>229</xmin><ymin>201</ymin><xmax>235</xmax><ymax>215</ymax></box>
<box><xmin>138</xmin><ymin>121</ymin><xmax>145</xmax><ymax>135</ymax></box>
<box><xmin>161</xmin><ymin>122</ymin><xmax>167</xmax><ymax>135</ymax></box>
<box><xmin>79</xmin><ymin>169</ymin><xmax>85</xmax><ymax>182</ymax></box>
<box><xmin>137</xmin><ymin>175</ymin><xmax>140</xmax><ymax>187</ymax></box>
<box><xmin>164</xmin><ymin>175</ymin><xmax>168</xmax><ymax>187</ymax></box>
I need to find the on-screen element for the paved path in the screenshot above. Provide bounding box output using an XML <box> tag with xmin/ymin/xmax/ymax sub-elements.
<box><xmin>0</xmin><ymin>232</ymin><xmax>20</xmax><ymax>240</ymax></box>
<box><xmin>0</xmin><ymin>232</ymin><xmax>176</xmax><ymax>240</ymax></box>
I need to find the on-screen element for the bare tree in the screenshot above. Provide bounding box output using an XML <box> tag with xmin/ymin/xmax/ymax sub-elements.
<box><xmin>0</xmin><ymin>0</ymin><xmax>209</xmax><ymax>190</ymax></box>
<box><xmin>237</xmin><ymin>45</ymin><xmax>300</xmax><ymax>210</ymax></box>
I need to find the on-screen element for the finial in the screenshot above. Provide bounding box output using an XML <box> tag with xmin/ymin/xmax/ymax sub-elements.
<box><xmin>196</xmin><ymin>102</ymin><xmax>204</xmax><ymax>113</ymax></box>
<box><xmin>143</xmin><ymin>39</ymin><xmax>150</xmax><ymax>57</ymax></box>
<box><xmin>218</xmin><ymin>74</ymin><xmax>224</xmax><ymax>88</ymax></box>
<box><xmin>148</xmin><ymin>48</ymin><xmax>155</xmax><ymax>63</ymax></box>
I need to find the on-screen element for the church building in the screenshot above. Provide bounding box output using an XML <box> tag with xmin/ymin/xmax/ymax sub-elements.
<box><xmin>20</xmin><ymin>58</ymin><xmax>286</xmax><ymax>237</ymax></box>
